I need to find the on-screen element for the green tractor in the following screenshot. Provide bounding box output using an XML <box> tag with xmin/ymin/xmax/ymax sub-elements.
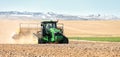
<box><xmin>33</xmin><ymin>20</ymin><xmax>69</xmax><ymax>44</ymax></box>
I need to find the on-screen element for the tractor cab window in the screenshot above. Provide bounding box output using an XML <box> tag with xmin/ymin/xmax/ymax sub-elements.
<box><xmin>45</xmin><ymin>23</ymin><xmax>57</xmax><ymax>29</ymax></box>
<box><xmin>46</xmin><ymin>24</ymin><xmax>52</xmax><ymax>29</ymax></box>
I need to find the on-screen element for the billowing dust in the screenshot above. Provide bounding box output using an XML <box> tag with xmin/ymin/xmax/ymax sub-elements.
<box><xmin>11</xmin><ymin>24</ymin><xmax>41</xmax><ymax>44</ymax></box>
<box><xmin>0</xmin><ymin>19</ymin><xmax>40</xmax><ymax>44</ymax></box>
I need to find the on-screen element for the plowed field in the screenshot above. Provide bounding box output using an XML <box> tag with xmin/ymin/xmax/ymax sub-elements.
<box><xmin>0</xmin><ymin>41</ymin><xmax>120</xmax><ymax>57</ymax></box>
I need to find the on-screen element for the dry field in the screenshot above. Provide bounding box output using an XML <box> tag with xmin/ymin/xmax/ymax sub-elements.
<box><xmin>0</xmin><ymin>41</ymin><xmax>120</xmax><ymax>57</ymax></box>
<box><xmin>0</xmin><ymin>17</ymin><xmax>120</xmax><ymax>44</ymax></box>
<box><xmin>59</xmin><ymin>20</ymin><xmax>120</xmax><ymax>37</ymax></box>
<box><xmin>0</xmin><ymin>17</ymin><xmax>120</xmax><ymax>57</ymax></box>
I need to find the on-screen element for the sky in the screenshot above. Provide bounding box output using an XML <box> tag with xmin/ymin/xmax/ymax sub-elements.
<box><xmin>0</xmin><ymin>0</ymin><xmax>120</xmax><ymax>16</ymax></box>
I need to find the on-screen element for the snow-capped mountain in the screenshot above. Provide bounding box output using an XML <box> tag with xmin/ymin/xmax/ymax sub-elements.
<box><xmin>0</xmin><ymin>11</ymin><xmax>120</xmax><ymax>20</ymax></box>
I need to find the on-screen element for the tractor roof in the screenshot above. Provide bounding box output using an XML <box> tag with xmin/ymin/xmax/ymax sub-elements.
<box><xmin>41</xmin><ymin>20</ymin><xmax>58</xmax><ymax>23</ymax></box>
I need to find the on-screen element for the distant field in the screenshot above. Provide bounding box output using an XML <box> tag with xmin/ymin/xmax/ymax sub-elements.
<box><xmin>0</xmin><ymin>17</ymin><xmax>120</xmax><ymax>44</ymax></box>
<box><xmin>69</xmin><ymin>37</ymin><xmax>120</xmax><ymax>42</ymax></box>
<box><xmin>59</xmin><ymin>20</ymin><xmax>120</xmax><ymax>37</ymax></box>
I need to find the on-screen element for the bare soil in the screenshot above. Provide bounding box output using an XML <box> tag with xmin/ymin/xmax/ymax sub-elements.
<box><xmin>0</xmin><ymin>41</ymin><xmax>120</xmax><ymax>57</ymax></box>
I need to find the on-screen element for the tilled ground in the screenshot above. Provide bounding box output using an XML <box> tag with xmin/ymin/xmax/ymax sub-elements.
<box><xmin>0</xmin><ymin>41</ymin><xmax>120</xmax><ymax>57</ymax></box>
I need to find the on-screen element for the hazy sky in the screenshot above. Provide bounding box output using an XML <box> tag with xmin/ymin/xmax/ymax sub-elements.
<box><xmin>0</xmin><ymin>0</ymin><xmax>120</xmax><ymax>16</ymax></box>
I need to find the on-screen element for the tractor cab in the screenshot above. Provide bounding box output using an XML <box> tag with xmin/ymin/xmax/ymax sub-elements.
<box><xmin>41</xmin><ymin>21</ymin><xmax>58</xmax><ymax>36</ymax></box>
<box><xmin>41</xmin><ymin>21</ymin><xmax>57</xmax><ymax>29</ymax></box>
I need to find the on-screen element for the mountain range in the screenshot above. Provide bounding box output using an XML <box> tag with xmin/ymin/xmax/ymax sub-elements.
<box><xmin>0</xmin><ymin>11</ymin><xmax>119</xmax><ymax>20</ymax></box>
